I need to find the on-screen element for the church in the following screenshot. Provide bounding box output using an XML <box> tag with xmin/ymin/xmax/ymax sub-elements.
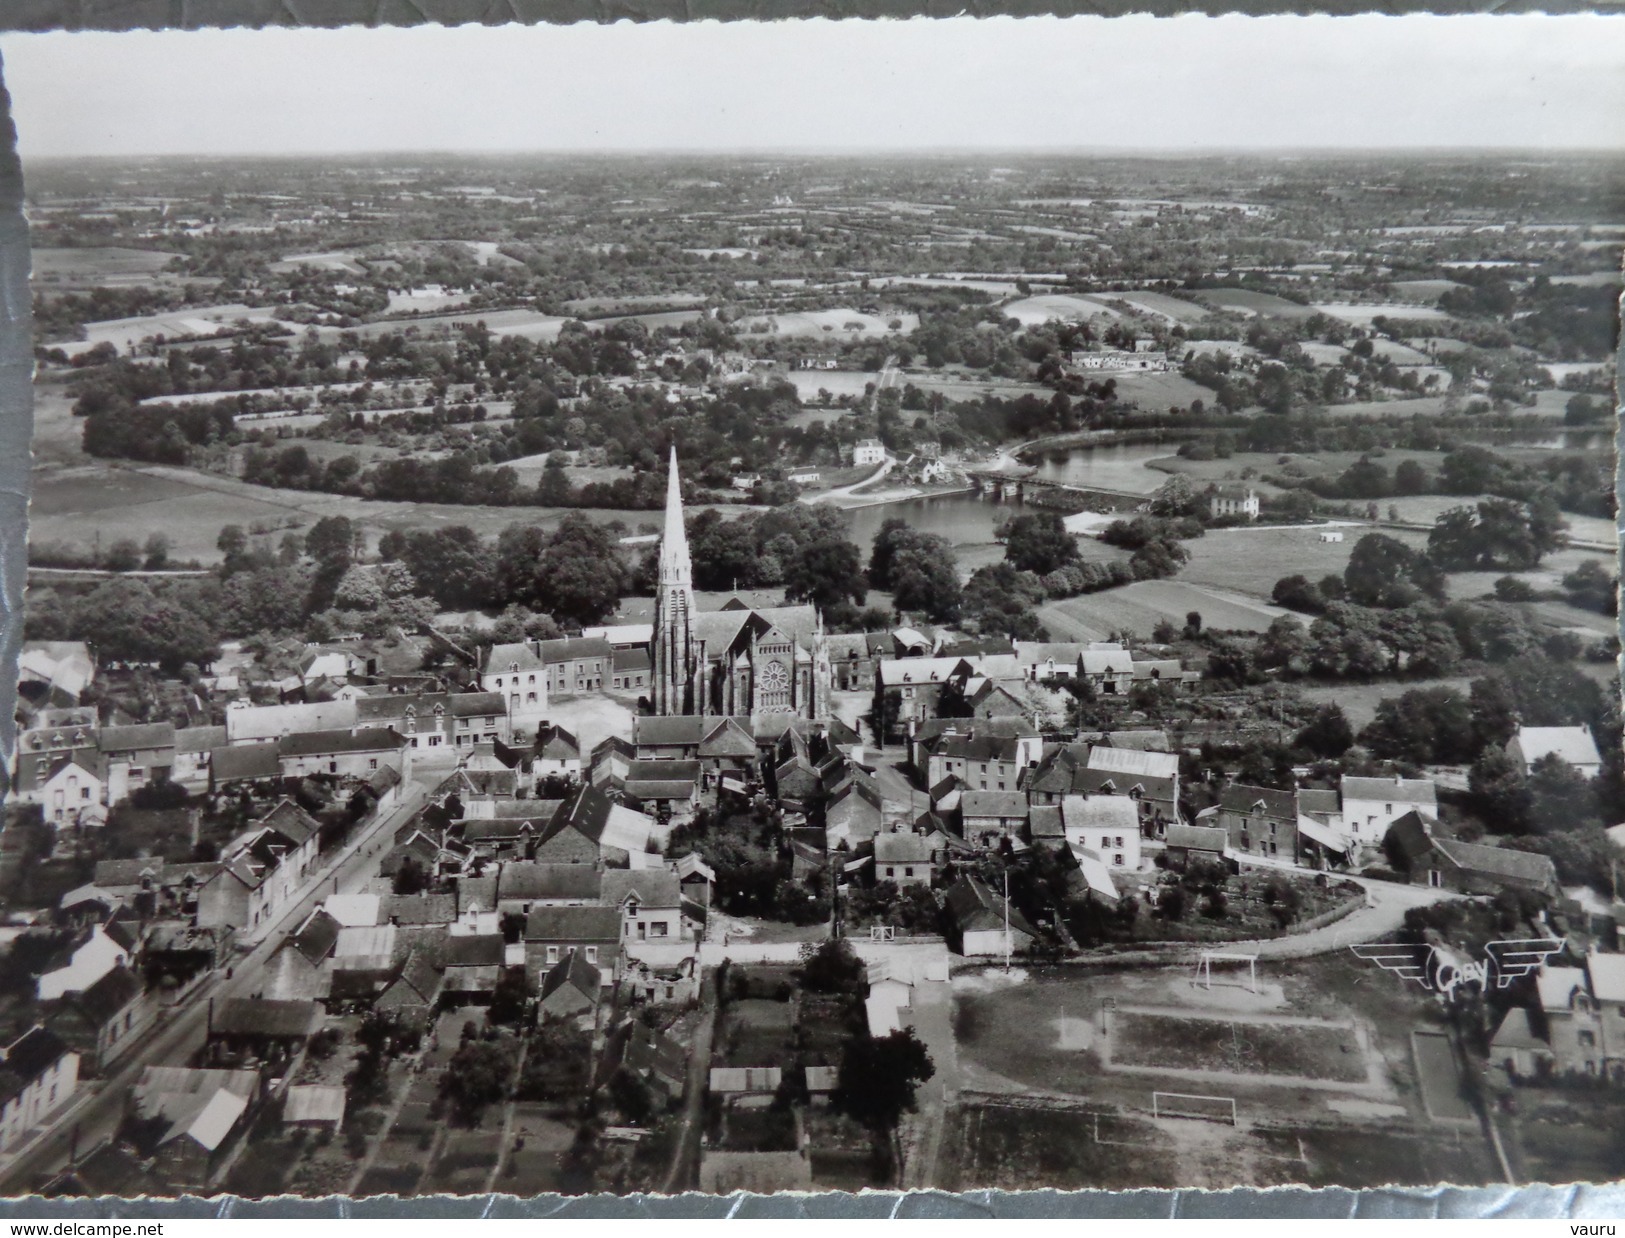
<box><xmin>651</xmin><ymin>450</ymin><xmax>831</xmax><ymax>720</ymax></box>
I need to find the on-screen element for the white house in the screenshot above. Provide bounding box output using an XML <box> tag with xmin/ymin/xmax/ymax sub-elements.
<box><xmin>37</xmin><ymin>753</ymin><xmax>105</xmax><ymax>828</ymax></box>
<box><xmin>481</xmin><ymin>642</ymin><xmax>551</xmax><ymax>736</ymax></box>
<box><xmin>1059</xmin><ymin>795</ymin><xmax>1142</xmax><ymax>872</ymax></box>
<box><xmin>1208</xmin><ymin>485</ymin><xmax>1260</xmax><ymax>520</ymax></box>
<box><xmin>852</xmin><ymin>439</ymin><xmax>888</xmax><ymax>467</ymax></box>
<box><xmin>37</xmin><ymin>922</ymin><xmax>134</xmax><ymax>1001</ymax></box>
<box><xmin>0</xmin><ymin>1027</ymin><xmax>79</xmax><ymax>1152</ymax></box>
<box><xmin>1339</xmin><ymin>775</ymin><xmax>1438</xmax><ymax>844</ymax></box>
<box><xmin>1508</xmin><ymin>726</ymin><xmax>1603</xmax><ymax>779</ymax></box>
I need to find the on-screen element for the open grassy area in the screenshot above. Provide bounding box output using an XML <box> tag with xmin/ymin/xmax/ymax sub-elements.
<box><xmin>1176</xmin><ymin>523</ymin><xmax>1432</xmax><ymax>596</ymax></box>
<box><xmin>1110</xmin><ymin>1010</ymin><xmax>1370</xmax><ymax>1083</ymax></box>
<box><xmin>1195</xmin><ymin>289</ymin><xmax>1317</xmax><ymax>320</ymax></box>
<box><xmin>1038</xmin><ymin>578</ymin><xmax>1291</xmax><ymax>642</ymax></box>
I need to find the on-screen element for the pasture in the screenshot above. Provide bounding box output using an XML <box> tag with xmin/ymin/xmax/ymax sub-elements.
<box><xmin>1001</xmin><ymin>294</ymin><xmax>1122</xmax><ymax>326</ymax></box>
<box><xmin>1194</xmin><ymin>290</ymin><xmax>1317</xmax><ymax>320</ymax></box>
<box><xmin>1038</xmin><ymin>578</ymin><xmax>1290</xmax><ymax>642</ymax></box>
<box><xmin>741</xmin><ymin>308</ymin><xmax>920</xmax><ymax>338</ymax></box>
<box><xmin>65</xmin><ymin>304</ymin><xmax>282</xmax><ymax>355</ymax></box>
<box><xmin>32</xmin><ymin>246</ymin><xmax>181</xmax><ymax>287</ymax></box>
<box><xmin>1098</xmin><ymin>289</ymin><xmax>1212</xmax><ymax>325</ymax></box>
<box><xmin>1310</xmin><ymin>303</ymin><xmax>1450</xmax><ymax>325</ymax></box>
<box><xmin>269</xmin><ymin>251</ymin><xmax>368</xmax><ymax>275</ymax></box>
<box><xmin>1176</xmin><ymin>523</ymin><xmax>1433</xmax><ymax>595</ymax></box>
<box><xmin>782</xmin><ymin>370</ymin><xmax>878</xmax><ymax>400</ymax></box>
<box><xmin>1092</xmin><ymin>370</ymin><xmax>1214</xmax><ymax>411</ymax></box>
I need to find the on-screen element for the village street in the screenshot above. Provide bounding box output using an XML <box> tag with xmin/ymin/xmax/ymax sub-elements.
<box><xmin>0</xmin><ymin>775</ymin><xmax>434</xmax><ymax>1192</ymax></box>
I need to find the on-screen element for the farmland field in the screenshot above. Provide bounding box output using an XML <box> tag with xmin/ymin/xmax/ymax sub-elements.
<box><xmin>740</xmin><ymin>308</ymin><xmax>919</xmax><ymax>338</ymax></box>
<box><xmin>1087</xmin><ymin>369</ymin><xmax>1214</xmax><ymax>411</ymax></box>
<box><xmin>1038</xmin><ymin>578</ymin><xmax>1290</xmax><ymax>642</ymax></box>
<box><xmin>1194</xmin><ymin>289</ymin><xmax>1317</xmax><ymax>320</ymax></box>
<box><xmin>1176</xmin><ymin>523</ymin><xmax>1433</xmax><ymax>595</ymax></box>
<box><xmin>345</xmin><ymin>306</ymin><xmax>570</xmax><ymax>342</ymax></box>
<box><xmin>782</xmin><ymin>370</ymin><xmax>879</xmax><ymax>399</ymax></box>
<box><xmin>1310</xmin><ymin>302</ymin><xmax>1451</xmax><ymax>325</ymax></box>
<box><xmin>64</xmin><ymin>304</ymin><xmax>282</xmax><ymax>355</ymax></box>
<box><xmin>268</xmin><ymin>250</ymin><xmax>368</xmax><ymax>274</ymax></box>
<box><xmin>1001</xmin><ymin>294</ymin><xmax>1122</xmax><ymax>326</ymax></box>
<box><xmin>1101</xmin><ymin>289</ymin><xmax>1212</xmax><ymax>325</ymax></box>
<box><xmin>32</xmin><ymin>246</ymin><xmax>181</xmax><ymax>286</ymax></box>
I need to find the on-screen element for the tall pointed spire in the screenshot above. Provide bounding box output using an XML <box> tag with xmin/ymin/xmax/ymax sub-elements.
<box><xmin>658</xmin><ymin>445</ymin><xmax>692</xmax><ymax>589</ymax></box>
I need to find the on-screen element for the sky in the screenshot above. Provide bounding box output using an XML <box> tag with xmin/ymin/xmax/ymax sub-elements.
<box><xmin>4</xmin><ymin>16</ymin><xmax>1624</xmax><ymax>158</ymax></box>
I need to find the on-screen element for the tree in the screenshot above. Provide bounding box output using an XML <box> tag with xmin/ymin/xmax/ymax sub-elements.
<box><xmin>1428</xmin><ymin>499</ymin><xmax>1567</xmax><ymax>572</ymax></box>
<box><xmin>536</xmin><ymin>513</ymin><xmax>623</xmax><ymax>626</ymax></box>
<box><xmin>607</xmin><ymin>1068</ymin><xmax>655</xmax><ymax>1125</ymax></box>
<box><xmin>1469</xmin><ymin>745</ymin><xmax>1530</xmax><ymax>831</ymax></box>
<box><xmin>1360</xmin><ymin>687</ymin><xmax>1477</xmax><ymax>765</ymax></box>
<box><xmin>1000</xmin><ymin>511</ymin><xmax>1079</xmax><ymax>576</ymax></box>
<box><xmin>1561</xmin><ymin>560</ymin><xmax>1618</xmax><ymax>615</ymax></box>
<box><xmin>797</xmin><ymin>938</ymin><xmax>865</xmax><ymax>996</ymax></box>
<box><xmin>1183</xmin><ymin>610</ymin><xmax>1203</xmax><ymax>637</ymax></box>
<box><xmin>1257</xmin><ymin>614</ymin><xmax>1310</xmax><ymax>676</ymax></box>
<box><xmin>832</xmin><ymin>1027</ymin><xmax>935</xmax><ymax>1132</ymax></box>
<box><xmin>1295</xmin><ymin>704</ymin><xmax>1353</xmax><ymax>759</ymax></box>
<box><xmin>142</xmin><ymin>533</ymin><xmax>171</xmax><ymax>571</ymax></box>
<box><xmin>392</xmin><ymin>856</ymin><xmax>427</xmax><ymax>896</ymax></box>
<box><xmin>305</xmin><ymin>515</ymin><xmax>356</xmax><ymax>570</ymax></box>
<box><xmin>400</xmin><ymin>526</ymin><xmax>495</xmax><ymax>610</ymax></box>
<box><xmin>1526</xmin><ymin>754</ymin><xmax>1599</xmax><ymax>836</ymax></box>
<box><xmin>105</xmin><ymin>539</ymin><xmax>141</xmax><ymax>573</ymax></box>
<box><xmin>1344</xmin><ymin>533</ymin><xmax>1444</xmax><ymax>608</ymax></box>
<box><xmin>783</xmin><ymin>535</ymin><xmax>867</xmax><ymax>611</ymax></box>
<box><xmin>1148</xmin><ymin>473</ymin><xmax>1200</xmax><ymax>519</ymax></box>
<box><xmin>889</xmin><ymin>539</ymin><xmax>961</xmax><ymax>623</ymax></box>
<box><xmin>1271</xmin><ymin>574</ymin><xmax>1323</xmax><ymax>614</ymax></box>
<box><xmin>1393</xmin><ymin>459</ymin><xmax>1430</xmax><ymax>496</ymax></box>
<box><xmin>439</xmin><ymin>1039</ymin><xmax>513</xmax><ymax>1125</ymax></box>
<box><xmin>217</xmin><ymin>524</ymin><xmax>248</xmax><ymax>559</ymax></box>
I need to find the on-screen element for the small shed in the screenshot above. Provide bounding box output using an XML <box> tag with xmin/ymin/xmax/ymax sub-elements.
<box><xmin>284</xmin><ymin>1084</ymin><xmax>346</xmax><ymax>1130</ymax></box>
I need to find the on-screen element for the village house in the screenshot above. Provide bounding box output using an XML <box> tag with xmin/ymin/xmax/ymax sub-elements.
<box><xmin>611</xmin><ymin>647</ymin><xmax>652</xmax><ymax>694</ymax></box>
<box><xmin>171</xmin><ymin>725</ymin><xmax>227</xmax><ymax>791</ymax></box>
<box><xmin>197</xmin><ymin>800</ymin><xmax>324</xmax><ymax>934</ymax></box>
<box><xmin>1082</xmin><ymin>746</ymin><xmax>1181</xmax><ymax>835</ymax></box>
<box><xmin>1506</xmin><ymin>724</ymin><xmax>1603</xmax><ymax>779</ymax></box>
<box><xmin>37</xmin><ymin>919</ymin><xmax>137</xmax><ymax>1001</ymax></box>
<box><xmin>355</xmin><ymin>691</ymin><xmax>511</xmax><ymax>752</ymax></box>
<box><xmin>495</xmin><ymin>862</ymin><xmax>603</xmax><ymax>916</ymax></box>
<box><xmin>960</xmin><ymin>790</ymin><xmax>1029</xmax><ymax>847</ymax></box>
<box><xmin>1339</xmin><ymin>774</ymin><xmax>1437</xmax><ymax>848</ymax></box>
<box><xmin>536</xmin><ymin>637</ymin><xmax>614</xmax><ymax>696</ymax></box>
<box><xmin>31</xmin><ymin>752</ymin><xmax>106</xmax><ymax>829</ymax></box>
<box><xmin>45</xmin><ymin>964</ymin><xmax>152</xmax><ymax>1074</ymax></box>
<box><xmin>620</xmin><ymin>760</ymin><xmax>702</xmax><ymax>822</ymax></box>
<box><xmin>1207</xmin><ymin>484</ymin><xmax>1260</xmax><ymax>520</ymax></box>
<box><xmin>481</xmin><ymin>641</ymin><xmax>549</xmax><ymax>735</ymax></box>
<box><xmin>944</xmin><ymin>876</ymin><xmax>1036</xmax><ymax>957</ymax></box>
<box><xmin>852</xmin><ymin>439</ymin><xmax>887</xmax><ymax>466</ymax></box>
<box><xmin>533</xmin><ymin>784</ymin><xmax>666</xmax><ymax>866</ymax></box>
<box><xmin>632</xmin><ymin>715</ymin><xmax>759</xmax><ymax>782</ymax></box>
<box><xmin>533</xmin><ymin>724</ymin><xmax>583</xmax><ymax>779</ymax></box>
<box><xmin>97</xmin><ymin>722</ymin><xmax>177</xmax><ymax>802</ymax></box>
<box><xmin>440</xmin><ymin>934</ymin><xmax>506</xmax><ymax>1003</ymax></box>
<box><xmin>538</xmin><ymin>951</ymin><xmax>601</xmax><ymax>1022</ymax></box>
<box><xmin>128</xmin><ymin>1065</ymin><xmax>260</xmax><ymax>1192</ymax></box>
<box><xmin>1060</xmin><ymin>795</ymin><xmax>1142</xmax><ymax>871</ymax></box>
<box><xmin>0</xmin><ymin>1027</ymin><xmax>79</xmax><ymax>1152</ymax></box>
<box><xmin>275</xmin><ymin>727</ymin><xmax>412</xmax><ymax>782</ymax></box>
<box><xmin>602</xmin><ymin>869</ymin><xmax>685</xmax><ymax>944</ymax></box>
<box><xmin>522</xmin><ymin>905</ymin><xmax>622</xmax><ymax>981</ymax></box>
<box><xmin>1383</xmin><ymin>811</ymin><xmax>1560</xmax><ymax>898</ymax></box>
<box><xmin>18</xmin><ymin>641</ymin><xmax>95</xmax><ymax>711</ymax></box>
<box><xmin>224</xmin><ymin>698</ymin><xmax>359</xmax><ymax>745</ymax></box>
<box><xmin>874</xmin><ymin>829</ymin><xmax>937</xmax><ymax>887</ymax></box>
<box><xmin>1216</xmin><ymin>784</ymin><xmax>1299</xmax><ymax>863</ymax></box>
<box><xmin>923</xmin><ymin>727</ymin><xmax>1042</xmax><ymax>794</ymax></box>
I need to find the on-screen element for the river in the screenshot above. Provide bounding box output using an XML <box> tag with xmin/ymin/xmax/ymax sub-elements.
<box><xmin>840</xmin><ymin>441</ymin><xmax>1171</xmax><ymax>555</ymax></box>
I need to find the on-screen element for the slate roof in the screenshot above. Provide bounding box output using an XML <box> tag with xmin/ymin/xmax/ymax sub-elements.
<box><xmin>540</xmin><ymin>950</ymin><xmax>601</xmax><ymax>1002</ymax></box>
<box><xmin>443</xmin><ymin>935</ymin><xmax>507</xmax><ymax>968</ymax></box>
<box><xmin>944</xmin><ymin>876</ymin><xmax>1037</xmax><ymax>938</ymax></box>
<box><xmin>875</xmin><ymin>832</ymin><xmax>935</xmax><ymax>864</ymax></box>
<box><xmin>1341</xmin><ymin>776</ymin><xmax>1437</xmax><ymax>804</ymax></box>
<box><xmin>1433</xmin><ymin>839</ymin><xmax>1559</xmax><ymax>888</ymax></box>
<box><xmin>537</xmin><ymin>637</ymin><xmax>613</xmax><ymax>664</ymax></box>
<box><xmin>1511</xmin><ymin>726</ymin><xmax>1603</xmax><ymax>769</ymax></box>
<box><xmin>1165</xmin><ymin>824</ymin><xmax>1228</xmax><ymax>852</ymax></box>
<box><xmin>208</xmin><ymin>997</ymin><xmax>322</xmax><ymax>1039</ymax></box>
<box><xmin>290</xmin><ymin>909</ymin><xmax>342</xmax><ymax>964</ymax></box>
<box><xmin>278</xmin><ymin>727</ymin><xmax>408</xmax><ymax>757</ymax></box>
<box><xmin>97</xmin><ymin>722</ymin><xmax>176</xmax><ymax>752</ymax></box>
<box><xmin>523</xmin><ymin>905</ymin><xmax>622</xmax><ymax>943</ymax></box>
<box><xmin>174</xmin><ymin>726</ymin><xmax>228</xmax><ymax>755</ymax></box>
<box><xmin>1218</xmin><ymin>784</ymin><xmax>1297</xmax><ymax>819</ymax></box>
<box><xmin>601</xmin><ymin>869</ymin><xmax>681</xmax><ymax>909</ymax></box>
<box><xmin>1087</xmin><ymin>746</ymin><xmax>1179</xmax><ymax>780</ymax></box>
<box><xmin>0</xmin><ymin>1027</ymin><xmax>73</xmax><ymax>1106</ymax></box>
<box><xmin>380</xmin><ymin>894</ymin><xmax>457</xmax><ymax>925</ymax></box>
<box><xmin>210</xmin><ymin>744</ymin><xmax>282</xmax><ymax>783</ymax></box>
<box><xmin>1060</xmin><ymin>795</ymin><xmax>1141</xmax><ymax>833</ymax></box>
<box><xmin>1028</xmin><ymin>805</ymin><xmax>1065</xmax><ymax>840</ymax></box>
<box><xmin>960</xmin><ymin>791</ymin><xmax>1028</xmax><ymax>819</ymax></box>
<box><xmin>496</xmin><ymin>863</ymin><xmax>603</xmax><ymax>903</ymax></box>
<box><xmin>535</xmin><ymin>724</ymin><xmax>581</xmax><ymax>760</ymax></box>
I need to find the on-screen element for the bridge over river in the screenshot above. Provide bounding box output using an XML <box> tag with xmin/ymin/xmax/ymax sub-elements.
<box><xmin>963</xmin><ymin>465</ymin><xmax>1150</xmax><ymax>514</ymax></box>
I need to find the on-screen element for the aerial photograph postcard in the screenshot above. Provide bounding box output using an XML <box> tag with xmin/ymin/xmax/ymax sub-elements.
<box><xmin>0</xmin><ymin>13</ymin><xmax>1619</xmax><ymax>1199</ymax></box>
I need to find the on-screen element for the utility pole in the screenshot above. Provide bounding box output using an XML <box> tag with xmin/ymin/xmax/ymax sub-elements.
<box><xmin>1003</xmin><ymin>864</ymin><xmax>1011</xmax><ymax>974</ymax></box>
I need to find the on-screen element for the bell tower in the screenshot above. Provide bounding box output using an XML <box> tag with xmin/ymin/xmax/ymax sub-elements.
<box><xmin>652</xmin><ymin>447</ymin><xmax>697</xmax><ymax>715</ymax></box>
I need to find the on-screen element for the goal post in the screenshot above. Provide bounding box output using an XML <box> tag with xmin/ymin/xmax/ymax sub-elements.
<box><xmin>1192</xmin><ymin>950</ymin><xmax>1259</xmax><ymax>994</ymax></box>
<box><xmin>1152</xmin><ymin>1091</ymin><xmax>1238</xmax><ymax>1126</ymax></box>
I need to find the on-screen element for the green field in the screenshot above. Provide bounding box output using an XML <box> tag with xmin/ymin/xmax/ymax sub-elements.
<box><xmin>1039</xmin><ymin>579</ymin><xmax>1289</xmax><ymax>642</ymax></box>
<box><xmin>1195</xmin><ymin>289</ymin><xmax>1318</xmax><ymax>320</ymax></box>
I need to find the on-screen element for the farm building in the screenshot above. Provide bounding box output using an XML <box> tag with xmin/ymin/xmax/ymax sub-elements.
<box><xmin>283</xmin><ymin>1084</ymin><xmax>345</xmax><ymax>1130</ymax></box>
<box><xmin>1507</xmin><ymin>725</ymin><xmax>1603</xmax><ymax>779</ymax></box>
<box><xmin>1383</xmin><ymin>812</ymin><xmax>1560</xmax><ymax>898</ymax></box>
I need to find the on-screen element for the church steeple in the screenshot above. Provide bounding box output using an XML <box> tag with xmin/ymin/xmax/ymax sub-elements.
<box><xmin>652</xmin><ymin>447</ymin><xmax>696</xmax><ymax>716</ymax></box>
<box><xmin>658</xmin><ymin>445</ymin><xmax>692</xmax><ymax>590</ymax></box>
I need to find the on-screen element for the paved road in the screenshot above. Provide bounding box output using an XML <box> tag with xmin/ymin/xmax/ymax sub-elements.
<box><xmin>0</xmin><ymin>780</ymin><xmax>430</xmax><ymax>1192</ymax></box>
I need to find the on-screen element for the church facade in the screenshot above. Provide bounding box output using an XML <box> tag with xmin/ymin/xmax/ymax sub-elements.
<box><xmin>651</xmin><ymin>450</ymin><xmax>830</xmax><ymax>720</ymax></box>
